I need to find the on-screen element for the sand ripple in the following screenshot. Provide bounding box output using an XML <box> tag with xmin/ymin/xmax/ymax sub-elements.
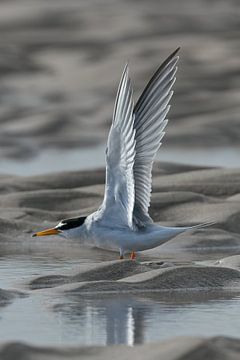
<box><xmin>0</xmin><ymin>0</ymin><xmax>239</xmax><ymax>160</ymax></box>
<box><xmin>0</xmin><ymin>336</ymin><xmax>240</xmax><ymax>360</ymax></box>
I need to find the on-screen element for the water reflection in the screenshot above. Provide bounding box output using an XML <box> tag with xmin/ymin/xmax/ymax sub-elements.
<box><xmin>53</xmin><ymin>291</ymin><xmax>240</xmax><ymax>346</ymax></box>
<box><xmin>1</xmin><ymin>252</ymin><xmax>240</xmax><ymax>346</ymax></box>
<box><xmin>54</xmin><ymin>295</ymin><xmax>147</xmax><ymax>345</ymax></box>
<box><xmin>104</xmin><ymin>299</ymin><xmax>145</xmax><ymax>345</ymax></box>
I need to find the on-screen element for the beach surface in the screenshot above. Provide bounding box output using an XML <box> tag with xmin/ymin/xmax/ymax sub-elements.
<box><xmin>0</xmin><ymin>163</ymin><xmax>240</xmax><ymax>353</ymax></box>
<box><xmin>0</xmin><ymin>0</ymin><xmax>240</xmax><ymax>357</ymax></box>
<box><xmin>1</xmin><ymin>336</ymin><xmax>240</xmax><ymax>360</ymax></box>
<box><xmin>0</xmin><ymin>106</ymin><xmax>240</xmax><ymax>353</ymax></box>
<box><xmin>0</xmin><ymin>0</ymin><xmax>239</xmax><ymax>162</ymax></box>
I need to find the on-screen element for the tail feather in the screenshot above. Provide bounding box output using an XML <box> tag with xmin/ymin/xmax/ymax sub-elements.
<box><xmin>182</xmin><ymin>221</ymin><xmax>216</xmax><ymax>232</ymax></box>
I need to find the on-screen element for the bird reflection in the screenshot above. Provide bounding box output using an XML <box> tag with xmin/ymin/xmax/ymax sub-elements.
<box><xmin>54</xmin><ymin>294</ymin><xmax>147</xmax><ymax>345</ymax></box>
<box><xmin>53</xmin><ymin>291</ymin><xmax>239</xmax><ymax>346</ymax></box>
<box><xmin>104</xmin><ymin>298</ymin><xmax>145</xmax><ymax>345</ymax></box>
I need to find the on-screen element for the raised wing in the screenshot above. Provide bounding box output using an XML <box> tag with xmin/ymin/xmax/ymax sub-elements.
<box><xmin>98</xmin><ymin>65</ymin><xmax>136</xmax><ymax>229</ymax></box>
<box><xmin>133</xmin><ymin>48</ymin><xmax>180</xmax><ymax>227</ymax></box>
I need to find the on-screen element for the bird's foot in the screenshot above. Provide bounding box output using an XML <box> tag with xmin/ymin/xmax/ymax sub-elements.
<box><xmin>130</xmin><ymin>251</ymin><xmax>136</xmax><ymax>260</ymax></box>
<box><xmin>119</xmin><ymin>255</ymin><xmax>124</xmax><ymax>260</ymax></box>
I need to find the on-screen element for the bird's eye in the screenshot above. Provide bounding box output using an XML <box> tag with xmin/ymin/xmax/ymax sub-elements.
<box><xmin>55</xmin><ymin>216</ymin><xmax>87</xmax><ymax>231</ymax></box>
<box><xmin>56</xmin><ymin>223</ymin><xmax>66</xmax><ymax>231</ymax></box>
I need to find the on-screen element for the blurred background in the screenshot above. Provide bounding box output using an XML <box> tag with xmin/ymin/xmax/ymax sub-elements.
<box><xmin>0</xmin><ymin>0</ymin><xmax>239</xmax><ymax>174</ymax></box>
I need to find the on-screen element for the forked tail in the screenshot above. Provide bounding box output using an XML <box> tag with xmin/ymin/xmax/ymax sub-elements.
<box><xmin>128</xmin><ymin>221</ymin><xmax>216</xmax><ymax>252</ymax></box>
<box><xmin>184</xmin><ymin>221</ymin><xmax>216</xmax><ymax>231</ymax></box>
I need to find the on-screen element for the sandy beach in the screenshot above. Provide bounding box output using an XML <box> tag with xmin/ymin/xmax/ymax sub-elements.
<box><xmin>0</xmin><ymin>163</ymin><xmax>240</xmax><ymax>358</ymax></box>
<box><xmin>0</xmin><ymin>0</ymin><xmax>239</xmax><ymax>162</ymax></box>
<box><xmin>1</xmin><ymin>336</ymin><xmax>240</xmax><ymax>360</ymax></box>
<box><xmin>0</xmin><ymin>0</ymin><xmax>240</xmax><ymax>358</ymax></box>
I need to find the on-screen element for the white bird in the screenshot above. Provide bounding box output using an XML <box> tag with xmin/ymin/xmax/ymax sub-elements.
<box><xmin>33</xmin><ymin>48</ymin><xmax>211</xmax><ymax>259</ymax></box>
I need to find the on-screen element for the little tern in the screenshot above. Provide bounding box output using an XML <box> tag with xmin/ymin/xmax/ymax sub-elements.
<box><xmin>33</xmin><ymin>48</ymin><xmax>211</xmax><ymax>259</ymax></box>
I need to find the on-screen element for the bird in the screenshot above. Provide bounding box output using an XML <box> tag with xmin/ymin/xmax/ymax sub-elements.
<box><xmin>33</xmin><ymin>48</ymin><xmax>212</xmax><ymax>260</ymax></box>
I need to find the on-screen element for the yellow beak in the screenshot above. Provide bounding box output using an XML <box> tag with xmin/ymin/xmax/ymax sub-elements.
<box><xmin>32</xmin><ymin>228</ymin><xmax>60</xmax><ymax>237</ymax></box>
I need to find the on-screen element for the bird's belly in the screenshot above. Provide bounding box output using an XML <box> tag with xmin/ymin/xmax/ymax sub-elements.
<box><xmin>85</xmin><ymin>226</ymin><xmax>162</xmax><ymax>252</ymax></box>
<box><xmin>68</xmin><ymin>223</ymin><xmax>179</xmax><ymax>253</ymax></box>
<box><xmin>87</xmin><ymin>229</ymin><xmax>130</xmax><ymax>251</ymax></box>
<box><xmin>91</xmin><ymin>226</ymin><xmax>180</xmax><ymax>252</ymax></box>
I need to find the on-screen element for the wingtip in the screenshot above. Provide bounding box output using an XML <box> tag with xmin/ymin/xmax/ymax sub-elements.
<box><xmin>119</xmin><ymin>63</ymin><xmax>130</xmax><ymax>86</ymax></box>
<box><xmin>123</xmin><ymin>62</ymin><xmax>129</xmax><ymax>74</ymax></box>
<box><xmin>172</xmin><ymin>47</ymin><xmax>181</xmax><ymax>56</ymax></box>
<box><xmin>168</xmin><ymin>47</ymin><xmax>180</xmax><ymax>62</ymax></box>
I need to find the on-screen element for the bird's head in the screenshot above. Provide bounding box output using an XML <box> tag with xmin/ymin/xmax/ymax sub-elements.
<box><xmin>32</xmin><ymin>216</ymin><xmax>87</xmax><ymax>238</ymax></box>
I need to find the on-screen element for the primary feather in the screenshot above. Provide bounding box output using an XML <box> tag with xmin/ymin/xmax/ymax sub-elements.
<box><xmin>98</xmin><ymin>64</ymin><xmax>136</xmax><ymax>228</ymax></box>
<box><xmin>133</xmin><ymin>48</ymin><xmax>180</xmax><ymax>226</ymax></box>
<box><xmin>97</xmin><ymin>48</ymin><xmax>179</xmax><ymax>229</ymax></box>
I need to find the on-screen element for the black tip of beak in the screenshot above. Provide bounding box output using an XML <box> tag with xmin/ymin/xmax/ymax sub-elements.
<box><xmin>32</xmin><ymin>233</ymin><xmax>37</xmax><ymax>237</ymax></box>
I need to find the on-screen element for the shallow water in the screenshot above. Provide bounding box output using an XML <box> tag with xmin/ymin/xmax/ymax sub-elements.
<box><xmin>1</xmin><ymin>252</ymin><xmax>240</xmax><ymax>347</ymax></box>
<box><xmin>0</xmin><ymin>145</ymin><xmax>240</xmax><ymax>175</ymax></box>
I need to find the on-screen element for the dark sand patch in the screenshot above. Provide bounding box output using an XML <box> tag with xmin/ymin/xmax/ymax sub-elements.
<box><xmin>34</xmin><ymin>264</ymin><xmax>240</xmax><ymax>295</ymax></box>
<box><xmin>29</xmin><ymin>258</ymin><xmax>240</xmax><ymax>294</ymax></box>
<box><xmin>29</xmin><ymin>260</ymin><xmax>151</xmax><ymax>290</ymax></box>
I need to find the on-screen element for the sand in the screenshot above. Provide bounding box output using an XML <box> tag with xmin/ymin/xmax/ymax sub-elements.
<box><xmin>1</xmin><ymin>336</ymin><xmax>240</xmax><ymax>360</ymax></box>
<box><xmin>0</xmin><ymin>165</ymin><xmax>240</xmax><ymax>360</ymax></box>
<box><xmin>0</xmin><ymin>0</ymin><xmax>239</xmax><ymax>161</ymax></box>
<box><xmin>0</xmin><ymin>158</ymin><xmax>240</xmax><ymax>358</ymax></box>
<box><xmin>0</xmin><ymin>163</ymin><xmax>239</xmax><ymax>356</ymax></box>
<box><xmin>1</xmin><ymin>162</ymin><xmax>239</xmax><ymax>247</ymax></box>
<box><xmin>0</xmin><ymin>0</ymin><xmax>240</xmax><ymax>357</ymax></box>
<box><xmin>0</xmin><ymin>162</ymin><xmax>239</xmax><ymax>294</ymax></box>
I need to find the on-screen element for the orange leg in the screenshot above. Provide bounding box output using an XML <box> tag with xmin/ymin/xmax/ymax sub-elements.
<box><xmin>130</xmin><ymin>251</ymin><xmax>136</xmax><ymax>260</ymax></box>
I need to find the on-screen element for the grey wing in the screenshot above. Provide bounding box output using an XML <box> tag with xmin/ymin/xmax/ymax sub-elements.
<box><xmin>98</xmin><ymin>65</ymin><xmax>136</xmax><ymax>229</ymax></box>
<box><xmin>133</xmin><ymin>48</ymin><xmax>180</xmax><ymax>227</ymax></box>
